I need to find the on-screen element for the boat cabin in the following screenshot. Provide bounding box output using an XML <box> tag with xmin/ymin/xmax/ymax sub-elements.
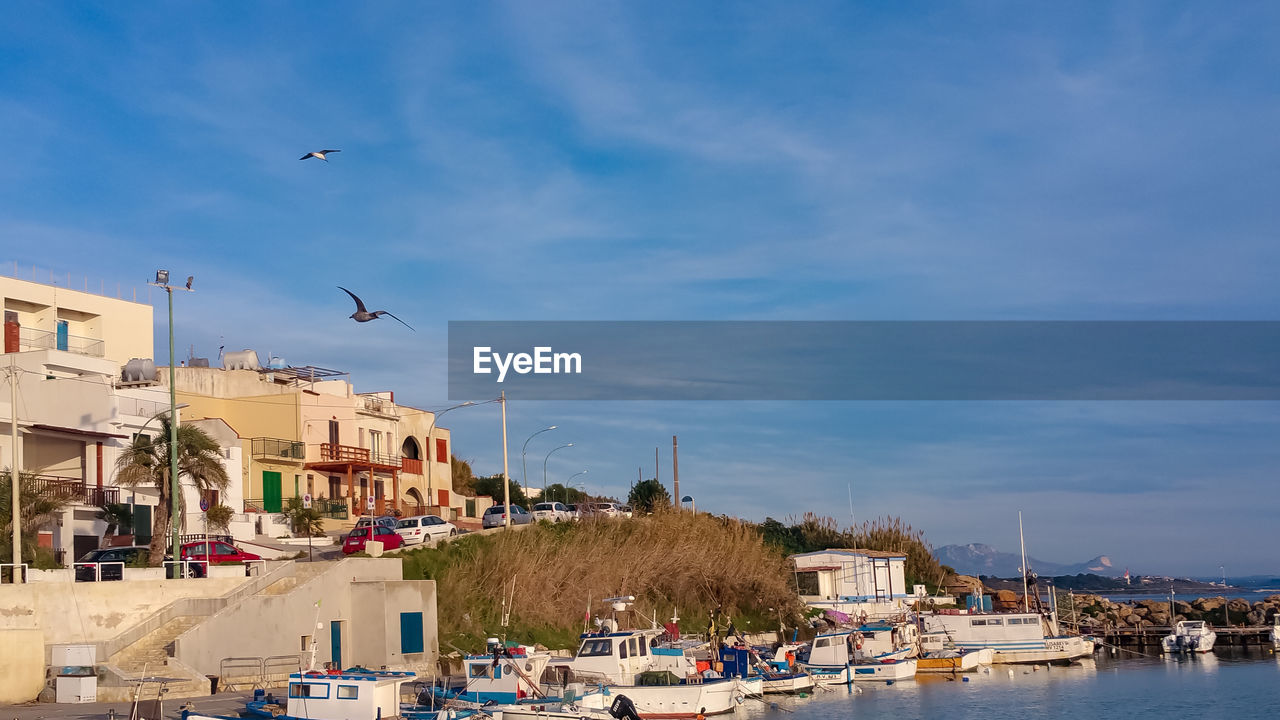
<box><xmin>803</xmin><ymin>631</ymin><xmax>853</xmax><ymax>667</ymax></box>
<box><xmin>554</xmin><ymin>628</ymin><xmax>698</xmax><ymax>685</ymax></box>
<box><xmin>285</xmin><ymin>670</ymin><xmax>416</xmax><ymax>720</ymax></box>
<box><xmin>919</xmin><ymin>611</ymin><xmax>1051</xmax><ymax>652</ymax></box>
<box><xmin>459</xmin><ymin>646</ymin><xmax>550</xmax><ymax>703</ymax></box>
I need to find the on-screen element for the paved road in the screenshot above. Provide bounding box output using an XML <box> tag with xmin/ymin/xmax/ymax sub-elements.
<box><xmin>2</xmin><ymin>691</ymin><xmax>256</xmax><ymax>720</ymax></box>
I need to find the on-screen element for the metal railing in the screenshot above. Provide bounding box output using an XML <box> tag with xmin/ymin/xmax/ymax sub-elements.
<box><xmin>315</xmin><ymin>499</ymin><xmax>348</xmax><ymax>519</ymax></box>
<box><xmin>18</xmin><ymin>326</ymin><xmax>105</xmax><ymax>358</ymax></box>
<box><xmin>163</xmin><ymin>559</ymin><xmax>209</xmax><ymax>578</ymax></box>
<box><xmin>360</xmin><ymin>396</ymin><xmax>398</xmax><ymax>417</ymax></box>
<box><xmin>31</xmin><ymin>475</ymin><xmax>120</xmax><ymax>506</ymax></box>
<box><xmin>179</xmin><ymin>533</ymin><xmax>233</xmax><ymax>545</ymax></box>
<box><xmin>73</xmin><ymin>561</ymin><xmax>125</xmax><ymax>581</ymax></box>
<box><xmin>252</xmin><ymin>437</ymin><xmax>306</xmax><ymax>461</ymax></box>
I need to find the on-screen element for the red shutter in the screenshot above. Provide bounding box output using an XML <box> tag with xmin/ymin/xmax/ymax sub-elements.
<box><xmin>436</xmin><ymin>438</ymin><xmax>448</xmax><ymax>463</ymax></box>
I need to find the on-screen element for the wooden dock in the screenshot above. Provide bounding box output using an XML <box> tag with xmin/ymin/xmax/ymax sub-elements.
<box><xmin>1082</xmin><ymin>625</ymin><xmax>1275</xmax><ymax>648</ymax></box>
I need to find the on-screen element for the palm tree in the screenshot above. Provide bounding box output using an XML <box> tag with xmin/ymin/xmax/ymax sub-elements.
<box><xmin>96</xmin><ymin>502</ymin><xmax>134</xmax><ymax>539</ymax></box>
<box><xmin>114</xmin><ymin>420</ymin><xmax>230</xmax><ymax>566</ymax></box>
<box><xmin>0</xmin><ymin>470</ymin><xmax>75</xmax><ymax>564</ymax></box>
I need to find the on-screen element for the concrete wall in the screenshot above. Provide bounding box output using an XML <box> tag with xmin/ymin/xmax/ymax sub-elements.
<box><xmin>0</xmin><ymin>627</ymin><xmax>45</xmax><ymax>704</ymax></box>
<box><xmin>0</xmin><ymin>576</ymin><xmax>249</xmax><ymax>645</ymax></box>
<box><xmin>173</xmin><ymin>558</ymin><xmax>437</xmax><ymax>677</ymax></box>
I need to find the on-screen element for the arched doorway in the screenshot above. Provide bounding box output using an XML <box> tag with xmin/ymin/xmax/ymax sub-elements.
<box><xmin>405</xmin><ymin>487</ymin><xmax>424</xmax><ymax>515</ymax></box>
<box><xmin>402</xmin><ymin>437</ymin><xmax>421</xmax><ymax>460</ymax></box>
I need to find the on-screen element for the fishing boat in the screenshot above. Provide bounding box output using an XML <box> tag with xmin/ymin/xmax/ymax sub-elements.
<box><xmin>717</xmin><ymin>644</ymin><xmax>815</xmax><ymax>694</ymax></box>
<box><xmin>797</xmin><ymin>630</ymin><xmax>917</xmax><ymax>684</ymax></box>
<box><xmin>917</xmin><ymin>611</ymin><xmax>1093</xmax><ymax>664</ymax></box>
<box><xmin>544</xmin><ymin>597</ymin><xmax>757</xmax><ymax>717</ymax></box>
<box><xmin>1161</xmin><ymin>620</ymin><xmax>1217</xmax><ymax>654</ymax></box>
<box><xmin>188</xmin><ymin>669</ymin><xmax>453</xmax><ymax>720</ymax></box>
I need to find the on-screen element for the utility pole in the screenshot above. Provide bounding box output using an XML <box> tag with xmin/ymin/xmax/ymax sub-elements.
<box><xmin>500</xmin><ymin>392</ymin><xmax>511</xmax><ymax>528</ymax></box>
<box><xmin>9</xmin><ymin>353</ymin><xmax>20</xmax><ymax>577</ymax></box>
<box><xmin>655</xmin><ymin>447</ymin><xmax>659</xmax><ymax>485</ymax></box>
<box><xmin>672</xmin><ymin>435</ymin><xmax>679</xmax><ymax>509</ymax></box>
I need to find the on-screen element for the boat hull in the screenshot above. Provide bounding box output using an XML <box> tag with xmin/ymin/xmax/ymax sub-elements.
<box><xmin>797</xmin><ymin>663</ymin><xmax>850</xmax><ymax>685</ymax></box>
<box><xmin>590</xmin><ymin>678</ymin><xmax>748</xmax><ymax>718</ymax></box>
<box><xmin>760</xmin><ymin>672</ymin><xmax>815</xmax><ymax>694</ymax></box>
<box><xmin>850</xmin><ymin>658</ymin><xmax>917</xmax><ymax>682</ymax></box>
<box><xmin>916</xmin><ymin>648</ymin><xmax>992</xmax><ymax>673</ymax></box>
<box><xmin>984</xmin><ymin>637</ymin><xmax>1094</xmax><ymax>664</ymax></box>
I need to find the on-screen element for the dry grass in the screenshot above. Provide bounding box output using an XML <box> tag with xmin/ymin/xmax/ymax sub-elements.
<box><xmin>404</xmin><ymin>512</ymin><xmax>802</xmax><ymax>650</ymax></box>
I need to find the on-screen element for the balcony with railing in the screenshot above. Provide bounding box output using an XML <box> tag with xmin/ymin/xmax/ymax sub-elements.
<box><xmin>251</xmin><ymin>437</ymin><xmax>306</xmax><ymax>462</ymax></box>
<box><xmin>18</xmin><ymin>326</ymin><xmax>105</xmax><ymax>358</ymax></box>
<box><xmin>316</xmin><ymin>443</ymin><xmax>401</xmax><ymax>469</ymax></box>
<box><xmin>358</xmin><ymin>396</ymin><xmax>399</xmax><ymax>418</ymax></box>
<box><xmin>32</xmin><ymin>474</ymin><xmax>120</xmax><ymax>506</ymax></box>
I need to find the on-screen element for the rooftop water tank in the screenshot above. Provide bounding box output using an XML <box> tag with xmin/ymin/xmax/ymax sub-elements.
<box><xmin>268</xmin><ymin>356</ymin><xmax>287</xmax><ymax>369</ymax></box>
<box><xmin>121</xmin><ymin>358</ymin><xmax>156</xmax><ymax>383</ymax></box>
<box><xmin>223</xmin><ymin>349</ymin><xmax>261</xmax><ymax>371</ymax></box>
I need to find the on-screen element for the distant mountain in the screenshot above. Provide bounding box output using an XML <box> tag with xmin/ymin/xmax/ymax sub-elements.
<box><xmin>934</xmin><ymin>543</ymin><xmax>1117</xmax><ymax>578</ymax></box>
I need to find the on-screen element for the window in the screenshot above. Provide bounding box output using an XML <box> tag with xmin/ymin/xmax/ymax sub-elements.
<box><xmin>814</xmin><ymin>638</ymin><xmax>830</xmax><ymax>648</ymax></box>
<box><xmin>638</xmin><ymin>639</ymin><xmax>647</xmax><ymax>656</ymax></box>
<box><xmin>470</xmin><ymin>664</ymin><xmax>493</xmax><ymax>679</ymax></box>
<box><xmin>796</xmin><ymin>572</ymin><xmax>820</xmax><ymax>596</ymax></box>
<box><xmin>290</xmin><ymin>683</ymin><xmax>329</xmax><ymax>699</ymax></box>
<box><xmin>987</xmin><ymin>619</ymin><xmax>1003</xmax><ymax>626</ymax></box>
<box><xmin>578</xmin><ymin>639</ymin><xmax>613</xmax><ymax>657</ymax></box>
<box><xmin>397</xmin><ymin>519</ymin><xmax>417</xmax><ymax>529</ymax></box>
<box><xmin>436</xmin><ymin>438</ymin><xmax>448</xmax><ymax>463</ymax></box>
<box><xmin>400</xmin><ymin>612</ymin><xmax>425</xmax><ymax>654</ymax></box>
<box><xmin>620</xmin><ymin>640</ymin><xmax>629</xmax><ymax>659</ymax></box>
<box><xmin>337</xmin><ymin>686</ymin><xmax>358</xmax><ymax>700</ymax></box>
<box><xmin>970</xmin><ymin>619</ymin><xmax>987</xmax><ymax>626</ymax></box>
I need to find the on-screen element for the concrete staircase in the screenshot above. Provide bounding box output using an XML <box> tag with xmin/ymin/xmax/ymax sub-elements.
<box><xmin>106</xmin><ymin>616</ymin><xmax>208</xmax><ymax>697</ymax></box>
<box><xmin>258</xmin><ymin>562</ymin><xmax>328</xmax><ymax>596</ymax></box>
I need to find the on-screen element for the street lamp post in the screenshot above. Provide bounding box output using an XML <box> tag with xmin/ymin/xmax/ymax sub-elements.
<box><xmin>148</xmin><ymin>270</ymin><xmax>192</xmax><ymax>578</ymax></box>
<box><xmin>521</xmin><ymin>426</ymin><xmax>557</xmax><ymax>497</ymax></box>
<box><xmin>567</xmin><ymin>470</ymin><xmax>587</xmax><ymax>503</ymax></box>
<box><xmin>542</xmin><ymin>443</ymin><xmax>573</xmax><ymax>497</ymax></box>
<box><xmin>425</xmin><ymin>401</ymin><xmax>476</xmax><ymax>511</ymax></box>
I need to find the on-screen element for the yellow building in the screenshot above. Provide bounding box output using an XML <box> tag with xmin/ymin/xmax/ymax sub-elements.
<box><xmin>1</xmin><ymin>273</ymin><xmax>152</xmax><ymax>369</ymax></box>
<box><xmin>167</xmin><ymin>362</ymin><xmax>456</xmax><ymax>523</ymax></box>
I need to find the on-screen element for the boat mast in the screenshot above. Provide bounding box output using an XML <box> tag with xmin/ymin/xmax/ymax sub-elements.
<box><xmin>1018</xmin><ymin>511</ymin><xmax>1029</xmax><ymax>613</ymax></box>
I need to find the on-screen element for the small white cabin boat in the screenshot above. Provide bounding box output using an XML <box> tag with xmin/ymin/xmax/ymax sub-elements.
<box><xmin>1162</xmin><ymin>620</ymin><xmax>1217</xmax><ymax>654</ymax></box>
<box><xmin>798</xmin><ymin>630</ymin><xmax>917</xmax><ymax>684</ymax></box>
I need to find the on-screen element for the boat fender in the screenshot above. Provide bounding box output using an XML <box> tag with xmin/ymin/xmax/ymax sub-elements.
<box><xmin>854</xmin><ymin>632</ymin><xmax>864</xmax><ymax>650</ymax></box>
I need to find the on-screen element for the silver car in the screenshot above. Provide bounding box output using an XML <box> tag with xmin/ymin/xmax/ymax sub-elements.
<box><xmin>482</xmin><ymin>504</ymin><xmax>533</xmax><ymax>528</ymax></box>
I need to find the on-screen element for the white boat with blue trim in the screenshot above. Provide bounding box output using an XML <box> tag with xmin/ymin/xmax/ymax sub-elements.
<box><xmin>797</xmin><ymin>630</ymin><xmax>917</xmax><ymax>684</ymax></box>
<box><xmin>917</xmin><ymin>611</ymin><xmax>1093</xmax><ymax>664</ymax></box>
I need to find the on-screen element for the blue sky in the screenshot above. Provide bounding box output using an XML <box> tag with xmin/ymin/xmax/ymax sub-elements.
<box><xmin>4</xmin><ymin>2</ymin><xmax>1279</xmax><ymax>574</ymax></box>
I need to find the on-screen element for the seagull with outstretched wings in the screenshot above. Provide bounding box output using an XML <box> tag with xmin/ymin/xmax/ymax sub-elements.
<box><xmin>338</xmin><ymin>287</ymin><xmax>414</xmax><ymax>331</ymax></box>
<box><xmin>300</xmin><ymin>149</ymin><xmax>341</xmax><ymax>161</ymax></box>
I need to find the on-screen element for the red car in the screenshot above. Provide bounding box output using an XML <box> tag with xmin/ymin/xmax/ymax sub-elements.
<box><xmin>343</xmin><ymin>525</ymin><xmax>405</xmax><ymax>554</ymax></box>
<box><xmin>179</xmin><ymin>541</ymin><xmax>262</xmax><ymax>576</ymax></box>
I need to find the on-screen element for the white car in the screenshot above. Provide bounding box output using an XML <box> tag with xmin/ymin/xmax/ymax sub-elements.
<box><xmin>532</xmin><ymin>502</ymin><xmax>573</xmax><ymax>523</ymax></box>
<box><xmin>395</xmin><ymin>515</ymin><xmax>458</xmax><ymax>545</ymax></box>
<box><xmin>589</xmin><ymin>502</ymin><xmax>621</xmax><ymax>518</ymax></box>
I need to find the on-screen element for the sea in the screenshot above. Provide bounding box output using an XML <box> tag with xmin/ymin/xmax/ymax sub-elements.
<box><xmin>1100</xmin><ymin>577</ymin><xmax>1280</xmax><ymax>603</ymax></box>
<box><xmin>739</xmin><ymin>651</ymin><xmax>1280</xmax><ymax>720</ymax></box>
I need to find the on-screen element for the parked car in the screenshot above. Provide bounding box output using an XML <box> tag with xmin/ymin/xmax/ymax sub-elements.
<box><xmin>482</xmin><ymin>504</ymin><xmax>533</xmax><ymax>528</ymax></box>
<box><xmin>532</xmin><ymin>502</ymin><xmax>573</xmax><ymax>523</ymax></box>
<box><xmin>565</xmin><ymin>503</ymin><xmax>580</xmax><ymax>520</ymax></box>
<box><xmin>618</xmin><ymin>505</ymin><xmax>634</xmax><ymax>519</ymax></box>
<box><xmin>74</xmin><ymin>545</ymin><xmax>150</xmax><ymax>581</ymax></box>
<box><xmin>590</xmin><ymin>502</ymin><xmax>621</xmax><ymax>518</ymax></box>
<box><xmin>353</xmin><ymin>515</ymin><xmax>398</xmax><ymax>531</ymax></box>
<box><xmin>179</xmin><ymin>540</ymin><xmax>262</xmax><ymax>575</ymax></box>
<box><xmin>343</xmin><ymin>525</ymin><xmax>405</xmax><ymax>554</ymax></box>
<box><xmin>396</xmin><ymin>515</ymin><xmax>458</xmax><ymax>545</ymax></box>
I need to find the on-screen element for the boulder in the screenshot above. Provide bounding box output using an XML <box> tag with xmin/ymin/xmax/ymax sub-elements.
<box><xmin>1124</xmin><ymin>614</ymin><xmax>1142</xmax><ymax>626</ymax></box>
<box><xmin>1227</xmin><ymin>598</ymin><xmax>1251</xmax><ymax>614</ymax></box>
<box><xmin>1134</xmin><ymin>606</ymin><xmax>1151</xmax><ymax>618</ymax></box>
<box><xmin>1149</xmin><ymin>611</ymin><xmax>1170</xmax><ymax>626</ymax></box>
<box><xmin>1195</xmin><ymin>597</ymin><xmax>1224</xmax><ymax>613</ymax></box>
<box><xmin>1246</xmin><ymin>610</ymin><xmax>1264</xmax><ymax>626</ymax></box>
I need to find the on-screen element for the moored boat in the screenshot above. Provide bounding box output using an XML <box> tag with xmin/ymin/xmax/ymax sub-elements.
<box><xmin>915</xmin><ymin>648</ymin><xmax>993</xmax><ymax>673</ymax></box>
<box><xmin>918</xmin><ymin>611</ymin><xmax>1093</xmax><ymax>664</ymax></box>
<box><xmin>797</xmin><ymin>629</ymin><xmax>917</xmax><ymax>685</ymax></box>
<box><xmin>1161</xmin><ymin>620</ymin><xmax>1217</xmax><ymax>654</ymax></box>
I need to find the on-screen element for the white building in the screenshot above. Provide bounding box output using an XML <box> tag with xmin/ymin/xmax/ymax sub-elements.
<box><xmin>790</xmin><ymin>549</ymin><xmax>917</xmax><ymax>620</ymax></box>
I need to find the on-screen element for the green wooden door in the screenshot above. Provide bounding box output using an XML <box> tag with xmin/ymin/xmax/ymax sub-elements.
<box><xmin>263</xmin><ymin>471</ymin><xmax>283</xmax><ymax>513</ymax></box>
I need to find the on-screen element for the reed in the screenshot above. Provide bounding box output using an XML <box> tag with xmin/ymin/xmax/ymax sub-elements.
<box><xmin>402</xmin><ymin>512</ymin><xmax>803</xmax><ymax>651</ymax></box>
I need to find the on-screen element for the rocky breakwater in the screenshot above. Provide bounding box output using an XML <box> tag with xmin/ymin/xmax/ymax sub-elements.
<box><xmin>1071</xmin><ymin>593</ymin><xmax>1280</xmax><ymax>629</ymax></box>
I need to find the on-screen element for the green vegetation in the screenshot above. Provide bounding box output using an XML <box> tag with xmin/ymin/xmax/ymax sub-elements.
<box><xmin>627</xmin><ymin>478</ymin><xmax>671</xmax><ymax>514</ymax></box>
<box><xmin>470</xmin><ymin>474</ymin><xmax>530</xmax><ymax>509</ymax></box>
<box><xmin>401</xmin><ymin>512</ymin><xmax>803</xmax><ymax>652</ymax></box>
<box><xmin>0</xmin><ymin>471</ymin><xmax>74</xmax><ymax>564</ymax></box>
<box><xmin>284</xmin><ymin>497</ymin><xmax>325</xmax><ymax>537</ymax></box>
<box><xmin>96</xmin><ymin>502</ymin><xmax>134</xmax><ymax>538</ymax></box>
<box><xmin>115</xmin><ymin>420</ymin><xmax>230</xmax><ymax>566</ymax></box>
<box><xmin>543</xmin><ymin>483</ymin><xmax>588</xmax><ymax>505</ymax></box>
<box><xmin>204</xmin><ymin>503</ymin><xmax>234</xmax><ymax>534</ymax></box>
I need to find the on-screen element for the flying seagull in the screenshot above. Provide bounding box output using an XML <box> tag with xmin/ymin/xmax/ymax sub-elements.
<box><xmin>338</xmin><ymin>287</ymin><xmax>414</xmax><ymax>331</ymax></box>
<box><xmin>300</xmin><ymin>149</ymin><xmax>341</xmax><ymax>161</ymax></box>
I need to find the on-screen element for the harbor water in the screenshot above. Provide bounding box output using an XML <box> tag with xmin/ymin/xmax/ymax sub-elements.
<box><xmin>738</xmin><ymin>651</ymin><xmax>1280</xmax><ymax>719</ymax></box>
